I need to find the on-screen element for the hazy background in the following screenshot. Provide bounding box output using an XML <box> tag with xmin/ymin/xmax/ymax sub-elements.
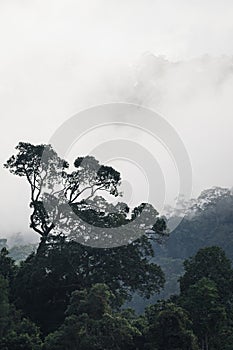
<box><xmin>0</xmin><ymin>0</ymin><xmax>233</xmax><ymax>241</ymax></box>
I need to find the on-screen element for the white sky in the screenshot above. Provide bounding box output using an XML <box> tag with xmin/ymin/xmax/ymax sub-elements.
<box><xmin>0</xmin><ymin>0</ymin><xmax>233</xmax><ymax>239</ymax></box>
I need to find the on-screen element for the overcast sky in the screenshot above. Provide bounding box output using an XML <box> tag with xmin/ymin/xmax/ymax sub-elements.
<box><xmin>1</xmin><ymin>0</ymin><xmax>233</xmax><ymax>240</ymax></box>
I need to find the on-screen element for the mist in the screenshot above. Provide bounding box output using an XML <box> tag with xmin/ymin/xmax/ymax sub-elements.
<box><xmin>0</xmin><ymin>0</ymin><xmax>233</xmax><ymax>238</ymax></box>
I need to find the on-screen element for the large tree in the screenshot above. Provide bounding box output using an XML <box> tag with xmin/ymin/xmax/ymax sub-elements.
<box><xmin>12</xmin><ymin>235</ymin><xmax>165</xmax><ymax>334</ymax></box>
<box><xmin>5</xmin><ymin>142</ymin><xmax>166</xmax><ymax>249</ymax></box>
<box><xmin>5</xmin><ymin>142</ymin><xmax>167</xmax><ymax>333</ymax></box>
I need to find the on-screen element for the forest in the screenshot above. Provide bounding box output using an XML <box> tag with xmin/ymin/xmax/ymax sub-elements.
<box><xmin>1</xmin><ymin>142</ymin><xmax>233</xmax><ymax>350</ymax></box>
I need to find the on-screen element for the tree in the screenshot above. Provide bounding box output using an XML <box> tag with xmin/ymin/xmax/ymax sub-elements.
<box><xmin>5</xmin><ymin>142</ymin><xmax>167</xmax><ymax>333</ymax></box>
<box><xmin>178</xmin><ymin>247</ymin><xmax>233</xmax><ymax>349</ymax></box>
<box><xmin>5</xmin><ymin>142</ymin><xmax>168</xmax><ymax>337</ymax></box>
<box><xmin>5</xmin><ymin>142</ymin><xmax>166</xmax><ymax>250</ymax></box>
<box><xmin>0</xmin><ymin>274</ymin><xmax>42</xmax><ymax>350</ymax></box>
<box><xmin>0</xmin><ymin>317</ymin><xmax>43</xmax><ymax>350</ymax></box>
<box><xmin>12</xmin><ymin>237</ymin><xmax>165</xmax><ymax>334</ymax></box>
<box><xmin>144</xmin><ymin>301</ymin><xmax>198</xmax><ymax>350</ymax></box>
<box><xmin>179</xmin><ymin>246</ymin><xmax>233</xmax><ymax>303</ymax></box>
<box><xmin>0</xmin><ymin>248</ymin><xmax>16</xmax><ymax>279</ymax></box>
<box><xmin>4</xmin><ymin>143</ymin><xmax>122</xmax><ymax>248</ymax></box>
<box><xmin>44</xmin><ymin>284</ymin><xmax>141</xmax><ymax>350</ymax></box>
<box><xmin>0</xmin><ymin>275</ymin><xmax>10</xmax><ymax>338</ymax></box>
<box><xmin>180</xmin><ymin>278</ymin><xmax>226</xmax><ymax>350</ymax></box>
<box><xmin>4</xmin><ymin>143</ymin><xmax>68</xmax><ymax>241</ymax></box>
<box><xmin>0</xmin><ymin>247</ymin><xmax>17</xmax><ymax>287</ymax></box>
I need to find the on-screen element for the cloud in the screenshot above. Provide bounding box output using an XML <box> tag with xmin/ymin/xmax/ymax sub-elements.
<box><xmin>0</xmin><ymin>1</ymin><xmax>233</xmax><ymax>237</ymax></box>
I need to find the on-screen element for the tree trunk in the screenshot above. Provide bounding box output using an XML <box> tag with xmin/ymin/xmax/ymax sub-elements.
<box><xmin>36</xmin><ymin>236</ymin><xmax>48</xmax><ymax>255</ymax></box>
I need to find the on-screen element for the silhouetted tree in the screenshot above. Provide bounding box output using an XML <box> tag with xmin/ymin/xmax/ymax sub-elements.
<box><xmin>5</xmin><ymin>142</ymin><xmax>166</xmax><ymax>250</ymax></box>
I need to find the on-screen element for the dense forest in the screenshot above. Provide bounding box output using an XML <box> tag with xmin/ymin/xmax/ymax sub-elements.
<box><xmin>1</xmin><ymin>142</ymin><xmax>233</xmax><ymax>349</ymax></box>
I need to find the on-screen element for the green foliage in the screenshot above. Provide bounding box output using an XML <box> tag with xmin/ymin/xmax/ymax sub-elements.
<box><xmin>5</xmin><ymin>144</ymin><xmax>233</xmax><ymax>350</ymax></box>
<box><xmin>12</xmin><ymin>237</ymin><xmax>165</xmax><ymax>334</ymax></box>
<box><xmin>131</xmin><ymin>187</ymin><xmax>233</xmax><ymax>309</ymax></box>
<box><xmin>180</xmin><ymin>246</ymin><xmax>233</xmax><ymax>302</ymax></box>
<box><xmin>127</xmin><ymin>256</ymin><xmax>184</xmax><ymax>313</ymax></box>
<box><xmin>0</xmin><ymin>247</ymin><xmax>17</xmax><ymax>281</ymax></box>
<box><xmin>44</xmin><ymin>284</ymin><xmax>141</xmax><ymax>350</ymax></box>
<box><xmin>178</xmin><ymin>247</ymin><xmax>233</xmax><ymax>349</ymax></box>
<box><xmin>144</xmin><ymin>301</ymin><xmax>198</xmax><ymax>350</ymax></box>
<box><xmin>0</xmin><ymin>275</ymin><xmax>10</xmax><ymax>337</ymax></box>
<box><xmin>0</xmin><ymin>273</ymin><xmax>42</xmax><ymax>350</ymax></box>
<box><xmin>0</xmin><ymin>317</ymin><xmax>42</xmax><ymax>350</ymax></box>
<box><xmin>180</xmin><ymin>278</ymin><xmax>226</xmax><ymax>347</ymax></box>
<box><xmin>2</xmin><ymin>237</ymin><xmax>233</xmax><ymax>349</ymax></box>
<box><xmin>65</xmin><ymin>284</ymin><xmax>113</xmax><ymax>319</ymax></box>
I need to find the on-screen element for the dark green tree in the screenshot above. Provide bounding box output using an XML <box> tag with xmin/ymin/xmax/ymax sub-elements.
<box><xmin>0</xmin><ymin>247</ymin><xmax>17</xmax><ymax>282</ymax></box>
<box><xmin>144</xmin><ymin>301</ymin><xmax>198</xmax><ymax>350</ymax></box>
<box><xmin>178</xmin><ymin>246</ymin><xmax>233</xmax><ymax>349</ymax></box>
<box><xmin>12</xmin><ymin>237</ymin><xmax>165</xmax><ymax>334</ymax></box>
<box><xmin>0</xmin><ymin>274</ymin><xmax>42</xmax><ymax>350</ymax></box>
<box><xmin>179</xmin><ymin>246</ymin><xmax>233</xmax><ymax>304</ymax></box>
<box><xmin>0</xmin><ymin>317</ymin><xmax>42</xmax><ymax>350</ymax></box>
<box><xmin>180</xmin><ymin>278</ymin><xmax>226</xmax><ymax>350</ymax></box>
<box><xmin>0</xmin><ymin>275</ymin><xmax>10</xmax><ymax>338</ymax></box>
<box><xmin>44</xmin><ymin>284</ymin><xmax>141</xmax><ymax>350</ymax></box>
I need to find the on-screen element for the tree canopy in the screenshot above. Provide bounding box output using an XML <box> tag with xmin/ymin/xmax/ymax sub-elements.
<box><xmin>5</xmin><ymin>142</ymin><xmax>167</xmax><ymax>249</ymax></box>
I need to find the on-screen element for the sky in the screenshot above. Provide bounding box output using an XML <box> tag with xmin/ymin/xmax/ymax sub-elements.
<box><xmin>0</xmin><ymin>0</ymin><xmax>233</xmax><ymax>240</ymax></box>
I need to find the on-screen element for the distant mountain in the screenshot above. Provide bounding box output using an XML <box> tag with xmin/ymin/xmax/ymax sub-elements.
<box><xmin>129</xmin><ymin>186</ymin><xmax>233</xmax><ymax>312</ymax></box>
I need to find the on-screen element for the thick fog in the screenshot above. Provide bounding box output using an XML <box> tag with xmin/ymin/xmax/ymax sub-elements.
<box><xmin>0</xmin><ymin>0</ymin><xmax>233</xmax><ymax>240</ymax></box>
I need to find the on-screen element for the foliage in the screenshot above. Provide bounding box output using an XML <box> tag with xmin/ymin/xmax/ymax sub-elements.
<box><xmin>4</xmin><ymin>142</ymin><xmax>167</xmax><ymax>250</ymax></box>
<box><xmin>0</xmin><ymin>275</ymin><xmax>10</xmax><ymax>338</ymax></box>
<box><xmin>0</xmin><ymin>273</ymin><xmax>42</xmax><ymax>350</ymax></box>
<box><xmin>180</xmin><ymin>278</ymin><xmax>226</xmax><ymax>349</ymax></box>
<box><xmin>178</xmin><ymin>246</ymin><xmax>233</xmax><ymax>349</ymax></box>
<box><xmin>144</xmin><ymin>301</ymin><xmax>198</xmax><ymax>350</ymax></box>
<box><xmin>44</xmin><ymin>284</ymin><xmax>141</xmax><ymax>350</ymax></box>
<box><xmin>179</xmin><ymin>246</ymin><xmax>233</xmax><ymax>303</ymax></box>
<box><xmin>11</xmin><ymin>237</ymin><xmax>165</xmax><ymax>334</ymax></box>
<box><xmin>0</xmin><ymin>247</ymin><xmax>17</xmax><ymax>282</ymax></box>
<box><xmin>5</xmin><ymin>142</ymin><xmax>233</xmax><ymax>349</ymax></box>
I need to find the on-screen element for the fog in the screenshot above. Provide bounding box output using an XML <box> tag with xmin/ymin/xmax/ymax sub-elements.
<box><xmin>0</xmin><ymin>0</ymin><xmax>233</xmax><ymax>239</ymax></box>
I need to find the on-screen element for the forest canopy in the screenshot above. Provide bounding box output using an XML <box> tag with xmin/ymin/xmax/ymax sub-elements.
<box><xmin>2</xmin><ymin>143</ymin><xmax>233</xmax><ymax>349</ymax></box>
